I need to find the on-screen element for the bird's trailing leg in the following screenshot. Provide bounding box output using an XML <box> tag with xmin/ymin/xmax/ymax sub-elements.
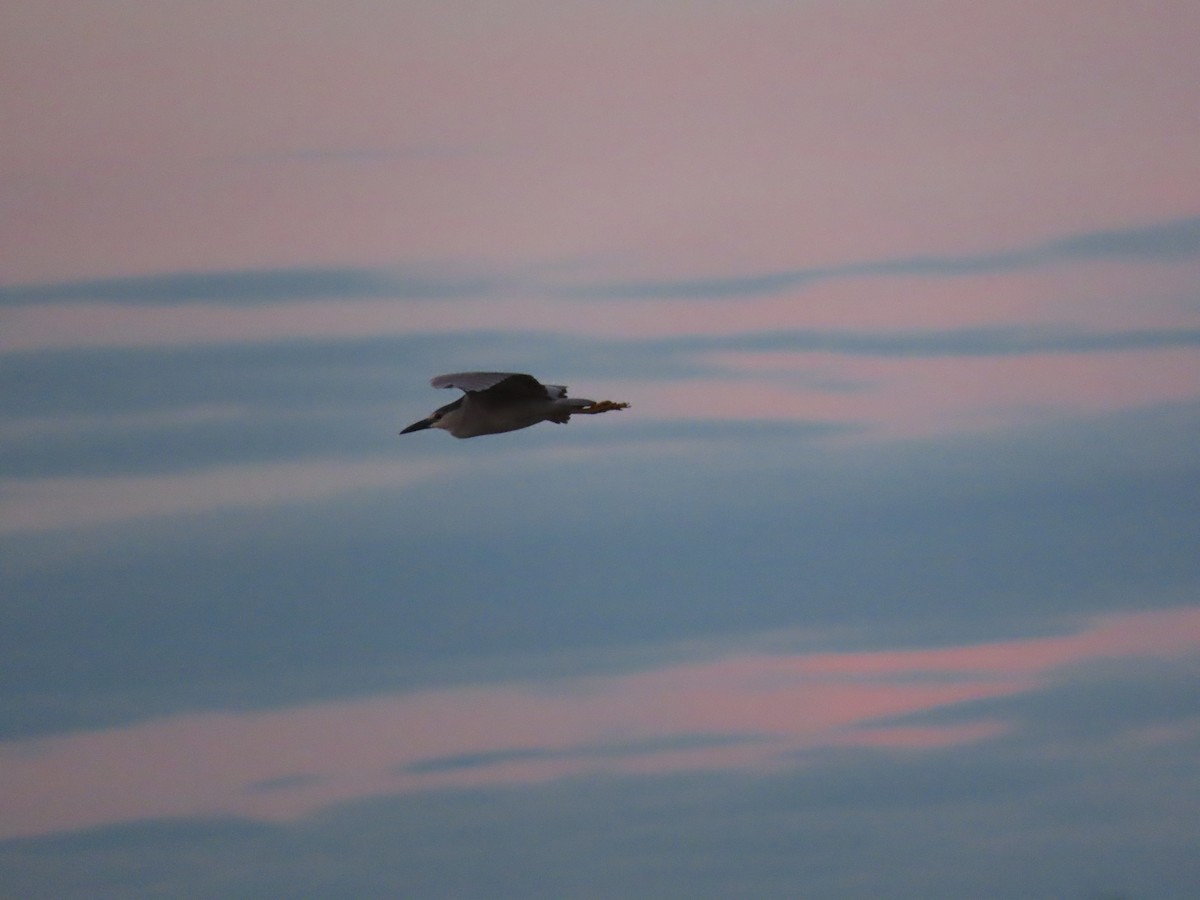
<box><xmin>574</xmin><ymin>400</ymin><xmax>630</xmax><ymax>414</ymax></box>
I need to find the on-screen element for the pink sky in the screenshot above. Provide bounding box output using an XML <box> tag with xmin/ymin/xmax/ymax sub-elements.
<box><xmin>4</xmin><ymin>1</ymin><xmax>1200</xmax><ymax>281</ymax></box>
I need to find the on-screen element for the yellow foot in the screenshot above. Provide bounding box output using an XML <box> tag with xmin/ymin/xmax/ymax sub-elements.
<box><xmin>579</xmin><ymin>400</ymin><xmax>630</xmax><ymax>414</ymax></box>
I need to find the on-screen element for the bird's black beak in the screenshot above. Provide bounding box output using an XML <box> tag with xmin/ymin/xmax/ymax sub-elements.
<box><xmin>399</xmin><ymin>418</ymin><xmax>433</xmax><ymax>434</ymax></box>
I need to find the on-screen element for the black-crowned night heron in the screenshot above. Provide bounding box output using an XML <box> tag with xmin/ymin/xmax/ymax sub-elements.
<box><xmin>400</xmin><ymin>372</ymin><xmax>630</xmax><ymax>438</ymax></box>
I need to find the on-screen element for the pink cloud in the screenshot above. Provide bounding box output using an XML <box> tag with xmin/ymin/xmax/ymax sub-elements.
<box><xmin>2</xmin><ymin>606</ymin><xmax>1197</xmax><ymax>840</ymax></box>
<box><xmin>697</xmin><ymin>346</ymin><xmax>1200</xmax><ymax>437</ymax></box>
<box><xmin>0</xmin><ymin>441</ymin><xmax>644</xmax><ymax>536</ymax></box>
<box><xmin>0</xmin><ymin>458</ymin><xmax>450</xmax><ymax>535</ymax></box>
<box><xmin>6</xmin><ymin>254</ymin><xmax>1198</xmax><ymax>355</ymax></box>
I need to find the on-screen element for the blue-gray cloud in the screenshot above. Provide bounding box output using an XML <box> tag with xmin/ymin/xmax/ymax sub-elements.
<box><xmin>0</xmin><ymin>267</ymin><xmax>498</xmax><ymax>306</ymax></box>
<box><xmin>0</xmin><ymin>331</ymin><xmax>706</xmax><ymax>478</ymax></box>
<box><xmin>1044</xmin><ymin>214</ymin><xmax>1200</xmax><ymax>261</ymax></box>
<box><xmin>663</xmin><ymin>324</ymin><xmax>1200</xmax><ymax>357</ymax></box>
<box><xmin>4</xmin><ymin>215</ymin><xmax>1199</xmax><ymax>307</ymax></box>
<box><xmin>245</xmin><ymin>774</ymin><xmax>326</xmax><ymax>794</ymax></box>
<box><xmin>402</xmin><ymin>732</ymin><xmax>772</xmax><ymax>774</ymax></box>
<box><xmin>4</xmin><ymin>322</ymin><xmax>1194</xmax><ymax>423</ymax></box>
<box><xmin>566</xmin><ymin>214</ymin><xmax>1200</xmax><ymax>300</ymax></box>
<box><xmin>3</xmin><ymin>402</ymin><xmax>1198</xmax><ymax>739</ymax></box>
<box><xmin>4</xmin><ymin>722</ymin><xmax>1197</xmax><ymax>900</ymax></box>
<box><xmin>3</xmin><ymin>322</ymin><xmax>1195</xmax><ymax>480</ymax></box>
<box><xmin>871</xmin><ymin>654</ymin><xmax>1200</xmax><ymax>743</ymax></box>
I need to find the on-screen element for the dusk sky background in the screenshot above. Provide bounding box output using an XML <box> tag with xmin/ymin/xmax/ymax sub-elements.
<box><xmin>3</xmin><ymin>2</ymin><xmax>1200</xmax><ymax>897</ymax></box>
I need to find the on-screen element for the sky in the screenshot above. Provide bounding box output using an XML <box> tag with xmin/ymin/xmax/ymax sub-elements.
<box><xmin>2</xmin><ymin>1</ymin><xmax>1199</xmax><ymax>897</ymax></box>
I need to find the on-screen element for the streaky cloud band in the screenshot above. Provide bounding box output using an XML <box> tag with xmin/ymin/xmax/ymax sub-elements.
<box><xmin>565</xmin><ymin>214</ymin><xmax>1200</xmax><ymax>300</ymax></box>
<box><xmin>3</xmin><ymin>215</ymin><xmax>1198</xmax><ymax>307</ymax></box>
<box><xmin>0</xmin><ymin>267</ymin><xmax>498</xmax><ymax>306</ymax></box>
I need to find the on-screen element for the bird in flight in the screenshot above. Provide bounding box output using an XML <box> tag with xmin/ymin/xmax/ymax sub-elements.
<box><xmin>400</xmin><ymin>372</ymin><xmax>630</xmax><ymax>438</ymax></box>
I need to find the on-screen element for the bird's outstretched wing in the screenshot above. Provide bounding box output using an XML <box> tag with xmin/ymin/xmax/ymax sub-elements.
<box><xmin>431</xmin><ymin>372</ymin><xmax>557</xmax><ymax>398</ymax></box>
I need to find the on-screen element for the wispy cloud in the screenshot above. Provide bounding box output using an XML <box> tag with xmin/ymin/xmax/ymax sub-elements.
<box><xmin>0</xmin><ymin>268</ymin><xmax>498</xmax><ymax>306</ymax></box>
<box><xmin>3</xmin><ymin>323</ymin><xmax>1194</xmax><ymax>492</ymax></box>
<box><xmin>659</xmin><ymin>324</ymin><xmax>1200</xmax><ymax>357</ymax></box>
<box><xmin>2</xmin><ymin>607</ymin><xmax>1196</xmax><ymax>840</ymax></box>
<box><xmin>245</xmin><ymin>773</ymin><xmax>326</xmax><ymax>794</ymax></box>
<box><xmin>4</xmin><ymin>215</ymin><xmax>1199</xmax><ymax>309</ymax></box>
<box><xmin>0</xmin><ymin>457</ymin><xmax>450</xmax><ymax>535</ymax></box>
<box><xmin>1043</xmin><ymin>215</ymin><xmax>1200</xmax><ymax>261</ymax></box>
<box><xmin>402</xmin><ymin>732</ymin><xmax>772</xmax><ymax>775</ymax></box>
<box><xmin>565</xmin><ymin>215</ymin><xmax>1200</xmax><ymax>300</ymax></box>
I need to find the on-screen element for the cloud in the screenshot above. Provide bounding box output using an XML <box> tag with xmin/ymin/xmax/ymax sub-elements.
<box><xmin>245</xmin><ymin>774</ymin><xmax>326</xmax><ymax>794</ymax></box>
<box><xmin>4</xmin><ymin>215</ymin><xmax>1199</xmax><ymax>312</ymax></box>
<box><xmin>565</xmin><ymin>214</ymin><xmax>1200</xmax><ymax>300</ymax></box>
<box><xmin>0</xmin><ymin>267</ymin><xmax>498</xmax><ymax>306</ymax></box>
<box><xmin>2</xmin><ymin>605</ymin><xmax>1197</xmax><ymax>841</ymax></box>
<box><xmin>3</xmin><ymin>320</ymin><xmax>1195</xmax><ymax>431</ymax></box>
<box><xmin>876</xmin><ymin>653</ymin><xmax>1200</xmax><ymax>745</ymax></box>
<box><xmin>0</xmin><ymin>457</ymin><xmax>451</xmax><ymax>535</ymax></box>
<box><xmin>6</xmin><ymin>748</ymin><xmax>1197</xmax><ymax>900</ymax></box>
<box><xmin>1043</xmin><ymin>214</ymin><xmax>1200</xmax><ymax>261</ymax></box>
<box><xmin>402</xmin><ymin>732</ymin><xmax>773</xmax><ymax>775</ymax></box>
<box><xmin>3</xmin><ymin>402</ymin><xmax>1198</xmax><ymax>741</ymax></box>
<box><xmin>662</xmin><ymin>325</ymin><xmax>1200</xmax><ymax>357</ymax></box>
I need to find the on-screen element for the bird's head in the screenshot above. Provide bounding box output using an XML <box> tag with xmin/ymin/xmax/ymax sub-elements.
<box><xmin>399</xmin><ymin>398</ymin><xmax>462</xmax><ymax>435</ymax></box>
